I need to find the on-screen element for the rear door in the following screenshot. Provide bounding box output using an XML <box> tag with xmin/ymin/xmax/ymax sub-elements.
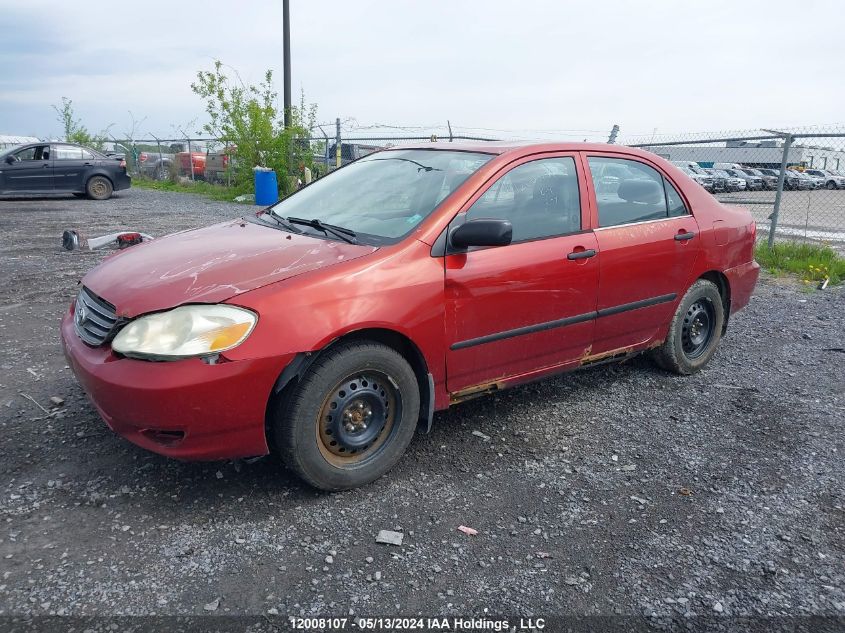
<box><xmin>0</xmin><ymin>145</ymin><xmax>53</xmax><ymax>191</ymax></box>
<box><xmin>444</xmin><ymin>153</ymin><xmax>599</xmax><ymax>393</ymax></box>
<box><xmin>585</xmin><ymin>153</ymin><xmax>700</xmax><ymax>355</ymax></box>
<box><xmin>53</xmin><ymin>144</ymin><xmax>93</xmax><ymax>191</ymax></box>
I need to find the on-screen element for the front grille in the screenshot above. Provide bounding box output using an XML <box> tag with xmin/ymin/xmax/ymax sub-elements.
<box><xmin>74</xmin><ymin>287</ymin><xmax>122</xmax><ymax>346</ymax></box>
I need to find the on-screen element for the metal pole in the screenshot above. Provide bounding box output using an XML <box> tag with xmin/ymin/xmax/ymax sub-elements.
<box><xmin>607</xmin><ymin>124</ymin><xmax>619</xmax><ymax>144</ymax></box>
<box><xmin>335</xmin><ymin>117</ymin><xmax>341</xmax><ymax>169</ymax></box>
<box><xmin>447</xmin><ymin>120</ymin><xmax>453</xmax><ymax>142</ymax></box>
<box><xmin>768</xmin><ymin>133</ymin><xmax>794</xmax><ymax>248</ymax></box>
<box><xmin>283</xmin><ymin>0</ymin><xmax>292</xmax><ymax>128</ymax></box>
<box><xmin>187</xmin><ymin>138</ymin><xmax>195</xmax><ymax>181</ymax></box>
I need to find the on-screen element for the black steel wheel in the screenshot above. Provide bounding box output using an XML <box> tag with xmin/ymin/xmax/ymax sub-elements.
<box><xmin>86</xmin><ymin>175</ymin><xmax>113</xmax><ymax>200</ymax></box>
<box><xmin>272</xmin><ymin>341</ymin><xmax>420</xmax><ymax>490</ymax></box>
<box><xmin>316</xmin><ymin>371</ymin><xmax>401</xmax><ymax>468</ymax></box>
<box><xmin>652</xmin><ymin>279</ymin><xmax>725</xmax><ymax>375</ymax></box>
<box><xmin>681</xmin><ymin>299</ymin><xmax>716</xmax><ymax>360</ymax></box>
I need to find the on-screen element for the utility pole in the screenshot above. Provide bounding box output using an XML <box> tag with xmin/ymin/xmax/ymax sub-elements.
<box><xmin>283</xmin><ymin>0</ymin><xmax>292</xmax><ymax>128</ymax></box>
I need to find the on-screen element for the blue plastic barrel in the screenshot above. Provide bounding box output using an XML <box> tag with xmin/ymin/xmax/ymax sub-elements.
<box><xmin>254</xmin><ymin>168</ymin><xmax>279</xmax><ymax>206</ymax></box>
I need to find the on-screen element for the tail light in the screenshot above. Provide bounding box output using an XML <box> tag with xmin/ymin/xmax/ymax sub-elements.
<box><xmin>139</xmin><ymin>153</ymin><xmax>148</xmax><ymax>162</ymax></box>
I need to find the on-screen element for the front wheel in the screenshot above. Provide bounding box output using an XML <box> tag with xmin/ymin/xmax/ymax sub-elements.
<box><xmin>272</xmin><ymin>341</ymin><xmax>420</xmax><ymax>491</ymax></box>
<box><xmin>826</xmin><ymin>181</ymin><xmax>837</xmax><ymax>190</ymax></box>
<box><xmin>86</xmin><ymin>176</ymin><xmax>113</xmax><ymax>200</ymax></box>
<box><xmin>652</xmin><ymin>279</ymin><xmax>725</xmax><ymax>375</ymax></box>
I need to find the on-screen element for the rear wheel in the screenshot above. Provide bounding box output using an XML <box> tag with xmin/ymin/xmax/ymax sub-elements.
<box><xmin>827</xmin><ymin>181</ymin><xmax>837</xmax><ymax>190</ymax></box>
<box><xmin>652</xmin><ymin>279</ymin><xmax>724</xmax><ymax>375</ymax></box>
<box><xmin>86</xmin><ymin>176</ymin><xmax>113</xmax><ymax>200</ymax></box>
<box><xmin>272</xmin><ymin>341</ymin><xmax>420</xmax><ymax>490</ymax></box>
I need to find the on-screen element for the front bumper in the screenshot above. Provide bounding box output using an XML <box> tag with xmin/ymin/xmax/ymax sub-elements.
<box><xmin>61</xmin><ymin>312</ymin><xmax>293</xmax><ymax>460</ymax></box>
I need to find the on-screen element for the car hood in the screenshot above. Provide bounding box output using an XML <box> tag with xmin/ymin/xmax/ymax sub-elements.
<box><xmin>82</xmin><ymin>218</ymin><xmax>378</xmax><ymax>317</ymax></box>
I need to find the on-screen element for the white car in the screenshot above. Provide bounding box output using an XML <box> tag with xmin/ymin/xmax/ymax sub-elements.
<box><xmin>804</xmin><ymin>169</ymin><xmax>845</xmax><ymax>190</ymax></box>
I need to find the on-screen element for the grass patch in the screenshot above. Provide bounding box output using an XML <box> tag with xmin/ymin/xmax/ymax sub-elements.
<box><xmin>755</xmin><ymin>241</ymin><xmax>845</xmax><ymax>286</ymax></box>
<box><xmin>132</xmin><ymin>177</ymin><xmax>251</xmax><ymax>203</ymax></box>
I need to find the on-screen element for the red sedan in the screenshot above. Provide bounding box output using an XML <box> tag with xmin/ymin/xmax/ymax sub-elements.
<box><xmin>61</xmin><ymin>142</ymin><xmax>759</xmax><ymax>490</ymax></box>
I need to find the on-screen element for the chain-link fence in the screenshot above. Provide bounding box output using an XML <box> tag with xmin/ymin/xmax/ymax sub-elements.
<box><xmin>107</xmin><ymin>123</ymin><xmax>845</xmax><ymax>247</ymax></box>
<box><xmin>623</xmin><ymin>126</ymin><xmax>845</xmax><ymax>247</ymax></box>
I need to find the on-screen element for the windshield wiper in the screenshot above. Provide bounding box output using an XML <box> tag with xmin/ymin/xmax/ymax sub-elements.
<box><xmin>286</xmin><ymin>217</ymin><xmax>358</xmax><ymax>244</ymax></box>
<box><xmin>368</xmin><ymin>157</ymin><xmax>442</xmax><ymax>172</ymax></box>
<box><xmin>259</xmin><ymin>208</ymin><xmax>302</xmax><ymax>234</ymax></box>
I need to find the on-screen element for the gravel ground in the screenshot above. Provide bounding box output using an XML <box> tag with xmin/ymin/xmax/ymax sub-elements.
<box><xmin>0</xmin><ymin>188</ymin><xmax>843</xmax><ymax>631</ymax></box>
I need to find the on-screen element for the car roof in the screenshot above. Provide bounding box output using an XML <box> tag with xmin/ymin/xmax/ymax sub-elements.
<box><xmin>380</xmin><ymin>141</ymin><xmax>662</xmax><ymax>160</ymax></box>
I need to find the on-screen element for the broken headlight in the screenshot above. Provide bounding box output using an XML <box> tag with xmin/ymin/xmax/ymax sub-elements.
<box><xmin>111</xmin><ymin>305</ymin><xmax>257</xmax><ymax>360</ymax></box>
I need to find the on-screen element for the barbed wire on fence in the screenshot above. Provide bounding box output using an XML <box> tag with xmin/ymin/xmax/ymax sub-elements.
<box><xmin>94</xmin><ymin>121</ymin><xmax>845</xmax><ymax>248</ymax></box>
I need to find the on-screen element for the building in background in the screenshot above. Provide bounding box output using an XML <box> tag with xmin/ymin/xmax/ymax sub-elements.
<box><xmin>639</xmin><ymin>139</ymin><xmax>845</xmax><ymax>171</ymax></box>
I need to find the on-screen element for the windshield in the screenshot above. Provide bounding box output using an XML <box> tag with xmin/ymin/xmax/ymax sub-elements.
<box><xmin>267</xmin><ymin>149</ymin><xmax>493</xmax><ymax>244</ymax></box>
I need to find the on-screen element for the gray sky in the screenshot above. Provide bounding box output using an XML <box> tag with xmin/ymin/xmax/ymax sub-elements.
<box><xmin>1</xmin><ymin>0</ymin><xmax>843</xmax><ymax>142</ymax></box>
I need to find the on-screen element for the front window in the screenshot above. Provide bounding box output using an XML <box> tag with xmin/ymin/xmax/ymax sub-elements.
<box><xmin>465</xmin><ymin>157</ymin><xmax>581</xmax><ymax>242</ymax></box>
<box><xmin>267</xmin><ymin>149</ymin><xmax>493</xmax><ymax>244</ymax></box>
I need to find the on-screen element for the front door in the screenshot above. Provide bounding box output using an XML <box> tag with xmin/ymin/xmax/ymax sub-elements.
<box><xmin>586</xmin><ymin>154</ymin><xmax>701</xmax><ymax>355</ymax></box>
<box><xmin>445</xmin><ymin>154</ymin><xmax>599</xmax><ymax>393</ymax></box>
<box><xmin>1</xmin><ymin>145</ymin><xmax>53</xmax><ymax>192</ymax></box>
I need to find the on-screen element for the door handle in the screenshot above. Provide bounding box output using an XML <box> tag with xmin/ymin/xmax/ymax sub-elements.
<box><xmin>674</xmin><ymin>231</ymin><xmax>696</xmax><ymax>241</ymax></box>
<box><xmin>567</xmin><ymin>248</ymin><xmax>597</xmax><ymax>260</ymax></box>
<box><xmin>42</xmin><ymin>164</ymin><xmax>51</xmax><ymax>168</ymax></box>
<box><xmin>84</xmin><ymin>162</ymin><xmax>93</xmax><ymax>166</ymax></box>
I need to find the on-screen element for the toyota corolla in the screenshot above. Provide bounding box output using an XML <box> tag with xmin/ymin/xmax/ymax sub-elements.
<box><xmin>61</xmin><ymin>142</ymin><xmax>759</xmax><ymax>490</ymax></box>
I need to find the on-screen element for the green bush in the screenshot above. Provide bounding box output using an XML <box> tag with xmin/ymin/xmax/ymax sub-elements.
<box><xmin>191</xmin><ymin>61</ymin><xmax>316</xmax><ymax>195</ymax></box>
<box><xmin>755</xmin><ymin>241</ymin><xmax>845</xmax><ymax>285</ymax></box>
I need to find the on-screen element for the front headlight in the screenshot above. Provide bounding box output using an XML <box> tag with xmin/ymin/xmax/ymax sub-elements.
<box><xmin>112</xmin><ymin>305</ymin><xmax>257</xmax><ymax>360</ymax></box>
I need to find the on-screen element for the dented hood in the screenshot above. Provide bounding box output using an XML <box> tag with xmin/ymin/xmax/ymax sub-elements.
<box><xmin>82</xmin><ymin>218</ymin><xmax>377</xmax><ymax>317</ymax></box>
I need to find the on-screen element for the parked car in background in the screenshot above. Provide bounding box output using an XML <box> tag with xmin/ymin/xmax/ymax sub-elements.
<box><xmin>205</xmin><ymin>147</ymin><xmax>236</xmax><ymax>184</ymax></box>
<box><xmin>671</xmin><ymin>161</ymin><xmax>715</xmax><ymax>192</ymax></box>
<box><xmin>138</xmin><ymin>151</ymin><xmax>174</xmax><ymax>180</ymax></box>
<box><xmin>707</xmin><ymin>168</ymin><xmax>745</xmax><ymax>192</ymax></box>
<box><xmin>62</xmin><ymin>142</ymin><xmax>759</xmax><ymax>490</ymax></box>
<box><xmin>788</xmin><ymin>170</ymin><xmax>817</xmax><ymax>190</ymax></box>
<box><xmin>701</xmin><ymin>168</ymin><xmax>726</xmax><ymax>192</ymax></box>
<box><xmin>724</xmin><ymin>168</ymin><xmax>763</xmax><ymax>191</ymax></box>
<box><xmin>738</xmin><ymin>167</ymin><xmax>777</xmax><ymax>190</ymax></box>
<box><xmin>175</xmin><ymin>147</ymin><xmax>207</xmax><ymax>180</ymax></box>
<box><xmin>758</xmin><ymin>168</ymin><xmax>801</xmax><ymax>190</ymax></box>
<box><xmin>803</xmin><ymin>169</ymin><xmax>844</xmax><ymax>189</ymax></box>
<box><xmin>318</xmin><ymin>143</ymin><xmax>381</xmax><ymax>168</ymax></box>
<box><xmin>0</xmin><ymin>142</ymin><xmax>130</xmax><ymax>199</ymax></box>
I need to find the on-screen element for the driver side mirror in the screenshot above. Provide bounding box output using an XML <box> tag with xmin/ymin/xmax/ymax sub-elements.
<box><xmin>5</xmin><ymin>155</ymin><xmax>15</xmax><ymax>165</ymax></box>
<box><xmin>449</xmin><ymin>218</ymin><xmax>513</xmax><ymax>250</ymax></box>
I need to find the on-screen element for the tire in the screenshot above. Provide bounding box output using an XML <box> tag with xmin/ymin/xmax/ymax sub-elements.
<box><xmin>86</xmin><ymin>176</ymin><xmax>113</xmax><ymax>200</ymax></box>
<box><xmin>826</xmin><ymin>181</ymin><xmax>837</xmax><ymax>190</ymax></box>
<box><xmin>155</xmin><ymin>164</ymin><xmax>171</xmax><ymax>181</ymax></box>
<box><xmin>272</xmin><ymin>341</ymin><xmax>421</xmax><ymax>491</ymax></box>
<box><xmin>652</xmin><ymin>279</ymin><xmax>725</xmax><ymax>375</ymax></box>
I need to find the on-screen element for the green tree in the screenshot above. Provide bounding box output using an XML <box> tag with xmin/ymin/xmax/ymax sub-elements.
<box><xmin>51</xmin><ymin>97</ymin><xmax>111</xmax><ymax>151</ymax></box>
<box><xmin>191</xmin><ymin>60</ymin><xmax>316</xmax><ymax>194</ymax></box>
